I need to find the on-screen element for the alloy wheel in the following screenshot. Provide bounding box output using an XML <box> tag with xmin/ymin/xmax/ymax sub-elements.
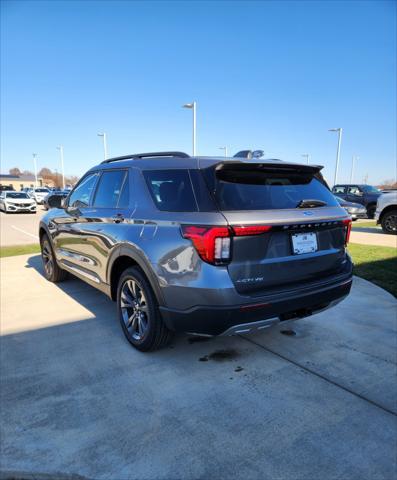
<box><xmin>120</xmin><ymin>279</ymin><xmax>149</xmax><ymax>341</ymax></box>
<box><xmin>41</xmin><ymin>241</ymin><xmax>54</xmax><ymax>277</ymax></box>
<box><xmin>385</xmin><ymin>214</ymin><xmax>397</xmax><ymax>233</ymax></box>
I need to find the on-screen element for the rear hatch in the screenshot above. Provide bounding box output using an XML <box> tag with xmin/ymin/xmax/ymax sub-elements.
<box><xmin>201</xmin><ymin>161</ymin><xmax>350</xmax><ymax>295</ymax></box>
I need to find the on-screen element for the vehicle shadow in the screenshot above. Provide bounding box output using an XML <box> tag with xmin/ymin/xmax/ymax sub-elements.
<box><xmin>24</xmin><ymin>254</ymin><xmax>236</xmax><ymax>351</ymax></box>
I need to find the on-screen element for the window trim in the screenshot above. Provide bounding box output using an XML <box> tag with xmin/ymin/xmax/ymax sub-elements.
<box><xmin>91</xmin><ymin>168</ymin><xmax>129</xmax><ymax>209</ymax></box>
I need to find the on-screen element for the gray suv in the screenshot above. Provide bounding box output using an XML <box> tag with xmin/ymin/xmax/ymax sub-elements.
<box><xmin>39</xmin><ymin>152</ymin><xmax>353</xmax><ymax>351</ymax></box>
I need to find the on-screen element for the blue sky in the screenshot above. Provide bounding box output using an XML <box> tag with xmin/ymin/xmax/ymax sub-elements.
<box><xmin>1</xmin><ymin>0</ymin><xmax>396</xmax><ymax>185</ymax></box>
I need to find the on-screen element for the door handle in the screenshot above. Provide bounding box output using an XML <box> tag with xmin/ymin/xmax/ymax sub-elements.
<box><xmin>112</xmin><ymin>213</ymin><xmax>124</xmax><ymax>223</ymax></box>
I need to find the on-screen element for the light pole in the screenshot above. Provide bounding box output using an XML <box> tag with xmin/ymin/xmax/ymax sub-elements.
<box><xmin>218</xmin><ymin>146</ymin><xmax>228</xmax><ymax>157</ymax></box>
<box><xmin>301</xmin><ymin>153</ymin><xmax>310</xmax><ymax>164</ymax></box>
<box><xmin>32</xmin><ymin>153</ymin><xmax>38</xmax><ymax>187</ymax></box>
<box><xmin>328</xmin><ymin>128</ymin><xmax>343</xmax><ymax>186</ymax></box>
<box><xmin>57</xmin><ymin>145</ymin><xmax>65</xmax><ymax>189</ymax></box>
<box><xmin>182</xmin><ymin>102</ymin><xmax>197</xmax><ymax>156</ymax></box>
<box><xmin>97</xmin><ymin>132</ymin><xmax>108</xmax><ymax>160</ymax></box>
<box><xmin>350</xmin><ymin>155</ymin><xmax>358</xmax><ymax>183</ymax></box>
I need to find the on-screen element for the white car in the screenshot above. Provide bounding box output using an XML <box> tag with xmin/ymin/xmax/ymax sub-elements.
<box><xmin>31</xmin><ymin>187</ymin><xmax>50</xmax><ymax>204</ymax></box>
<box><xmin>0</xmin><ymin>191</ymin><xmax>37</xmax><ymax>213</ymax></box>
<box><xmin>375</xmin><ymin>192</ymin><xmax>397</xmax><ymax>234</ymax></box>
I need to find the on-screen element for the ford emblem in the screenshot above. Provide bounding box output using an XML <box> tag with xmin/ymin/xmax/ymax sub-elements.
<box><xmin>303</xmin><ymin>211</ymin><xmax>314</xmax><ymax>216</ymax></box>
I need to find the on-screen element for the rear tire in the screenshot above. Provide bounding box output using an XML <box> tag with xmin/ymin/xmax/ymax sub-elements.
<box><xmin>40</xmin><ymin>234</ymin><xmax>67</xmax><ymax>282</ymax></box>
<box><xmin>117</xmin><ymin>267</ymin><xmax>172</xmax><ymax>351</ymax></box>
<box><xmin>381</xmin><ymin>210</ymin><xmax>397</xmax><ymax>235</ymax></box>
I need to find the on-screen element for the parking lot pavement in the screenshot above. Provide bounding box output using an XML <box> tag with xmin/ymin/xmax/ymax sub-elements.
<box><xmin>0</xmin><ymin>208</ymin><xmax>45</xmax><ymax>246</ymax></box>
<box><xmin>1</xmin><ymin>255</ymin><xmax>396</xmax><ymax>480</ymax></box>
<box><xmin>350</xmin><ymin>229</ymin><xmax>397</xmax><ymax>247</ymax></box>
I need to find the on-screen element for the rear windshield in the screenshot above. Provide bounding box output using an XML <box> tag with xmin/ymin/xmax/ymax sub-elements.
<box><xmin>35</xmin><ymin>188</ymin><xmax>49</xmax><ymax>192</ymax></box>
<box><xmin>203</xmin><ymin>168</ymin><xmax>338</xmax><ymax>211</ymax></box>
<box><xmin>143</xmin><ymin>170</ymin><xmax>197</xmax><ymax>212</ymax></box>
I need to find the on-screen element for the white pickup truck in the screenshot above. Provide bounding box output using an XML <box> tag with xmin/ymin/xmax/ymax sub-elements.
<box><xmin>375</xmin><ymin>192</ymin><xmax>397</xmax><ymax>234</ymax></box>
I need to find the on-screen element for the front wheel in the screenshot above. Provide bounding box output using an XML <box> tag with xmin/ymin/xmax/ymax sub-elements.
<box><xmin>40</xmin><ymin>235</ymin><xmax>67</xmax><ymax>282</ymax></box>
<box><xmin>381</xmin><ymin>210</ymin><xmax>397</xmax><ymax>235</ymax></box>
<box><xmin>117</xmin><ymin>267</ymin><xmax>172</xmax><ymax>351</ymax></box>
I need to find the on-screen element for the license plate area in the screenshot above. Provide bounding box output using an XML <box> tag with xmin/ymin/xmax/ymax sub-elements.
<box><xmin>291</xmin><ymin>232</ymin><xmax>318</xmax><ymax>255</ymax></box>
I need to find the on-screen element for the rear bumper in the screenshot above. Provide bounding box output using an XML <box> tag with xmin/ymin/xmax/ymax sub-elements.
<box><xmin>160</xmin><ymin>273</ymin><xmax>353</xmax><ymax>336</ymax></box>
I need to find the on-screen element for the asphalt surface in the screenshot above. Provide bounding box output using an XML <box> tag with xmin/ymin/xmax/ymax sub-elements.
<box><xmin>350</xmin><ymin>228</ymin><xmax>397</xmax><ymax>247</ymax></box>
<box><xmin>0</xmin><ymin>208</ymin><xmax>43</xmax><ymax>246</ymax></box>
<box><xmin>1</xmin><ymin>254</ymin><xmax>396</xmax><ymax>480</ymax></box>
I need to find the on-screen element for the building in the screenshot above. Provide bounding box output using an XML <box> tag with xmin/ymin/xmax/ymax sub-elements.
<box><xmin>0</xmin><ymin>174</ymin><xmax>46</xmax><ymax>190</ymax></box>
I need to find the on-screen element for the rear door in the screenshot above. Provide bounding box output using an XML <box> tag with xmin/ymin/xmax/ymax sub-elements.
<box><xmin>202</xmin><ymin>162</ymin><xmax>350</xmax><ymax>295</ymax></box>
<box><xmin>346</xmin><ymin>185</ymin><xmax>365</xmax><ymax>205</ymax></box>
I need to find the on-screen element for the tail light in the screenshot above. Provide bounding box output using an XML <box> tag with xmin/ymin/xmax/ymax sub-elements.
<box><xmin>181</xmin><ymin>224</ymin><xmax>273</xmax><ymax>265</ymax></box>
<box><xmin>181</xmin><ymin>225</ymin><xmax>231</xmax><ymax>264</ymax></box>
<box><xmin>342</xmin><ymin>218</ymin><xmax>352</xmax><ymax>245</ymax></box>
<box><xmin>232</xmin><ymin>225</ymin><xmax>272</xmax><ymax>236</ymax></box>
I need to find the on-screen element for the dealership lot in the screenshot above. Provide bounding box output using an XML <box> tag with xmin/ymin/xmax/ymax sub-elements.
<box><xmin>1</xmin><ymin>254</ymin><xmax>396</xmax><ymax>479</ymax></box>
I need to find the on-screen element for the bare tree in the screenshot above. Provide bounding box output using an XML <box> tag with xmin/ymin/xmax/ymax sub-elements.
<box><xmin>9</xmin><ymin>167</ymin><xmax>21</xmax><ymax>176</ymax></box>
<box><xmin>38</xmin><ymin>167</ymin><xmax>53</xmax><ymax>177</ymax></box>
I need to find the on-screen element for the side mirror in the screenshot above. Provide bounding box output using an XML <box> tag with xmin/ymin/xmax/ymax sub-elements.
<box><xmin>48</xmin><ymin>194</ymin><xmax>66</xmax><ymax>209</ymax></box>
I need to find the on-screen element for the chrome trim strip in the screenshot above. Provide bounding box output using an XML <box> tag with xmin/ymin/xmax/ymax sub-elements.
<box><xmin>61</xmin><ymin>262</ymin><xmax>101</xmax><ymax>284</ymax></box>
<box><xmin>221</xmin><ymin>317</ymin><xmax>280</xmax><ymax>336</ymax></box>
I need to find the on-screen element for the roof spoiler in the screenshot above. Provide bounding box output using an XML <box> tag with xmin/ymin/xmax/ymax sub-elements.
<box><xmin>101</xmin><ymin>151</ymin><xmax>190</xmax><ymax>164</ymax></box>
<box><xmin>213</xmin><ymin>161</ymin><xmax>323</xmax><ymax>175</ymax></box>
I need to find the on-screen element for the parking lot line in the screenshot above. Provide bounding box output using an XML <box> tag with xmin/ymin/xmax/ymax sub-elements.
<box><xmin>10</xmin><ymin>225</ymin><xmax>39</xmax><ymax>241</ymax></box>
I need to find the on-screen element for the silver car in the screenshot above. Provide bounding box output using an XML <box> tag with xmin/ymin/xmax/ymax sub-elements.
<box><xmin>0</xmin><ymin>191</ymin><xmax>37</xmax><ymax>213</ymax></box>
<box><xmin>39</xmin><ymin>152</ymin><xmax>353</xmax><ymax>351</ymax></box>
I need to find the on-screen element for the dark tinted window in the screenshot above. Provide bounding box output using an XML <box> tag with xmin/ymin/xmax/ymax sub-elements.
<box><xmin>143</xmin><ymin>170</ymin><xmax>197</xmax><ymax>212</ymax></box>
<box><xmin>204</xmin><ymin>169</ymin><xmax>339</xmax><ymax>211</ymax></box>
<box><xmin>68</xmin><ymin>173</ymin><xmax>98</xmax><ymax>208</ymax></box>
<box><xmin>118</xmin><ymin>172</ymin><xmax>130</xmax><ymax>208</ymax></box>
<box><xmin>93</xmin><ymin>170</ymin><xmax>126</xmax><ymax>208</ymax></box>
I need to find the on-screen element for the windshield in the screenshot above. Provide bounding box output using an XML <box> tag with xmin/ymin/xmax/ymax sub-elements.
<box><xmin>361</xmin><ymin>185</ymin><xmax>380</xmax><ymax>194</ymax></box>
<box><xmin>35</xmin><ymin>188</ymin><xmax>49</xmax><ymax>193</ymax></box>
<box><xmin>5</xmin><ymin>192</ymin><xmax>30</xmax><ymax>199</ymax></box>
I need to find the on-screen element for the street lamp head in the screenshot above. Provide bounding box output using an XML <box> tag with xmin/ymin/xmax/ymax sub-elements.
<box><xmin>182</xmin><ymin>103</ymin><xmax>194</xmax><ymax>109</ymax></box>
<box><xmin>97</xmin><ymin>132</ymin><xmax>105</xmax><ymax>137</ymax></box>
<box><xmin>328</xmin><ymin>128</ymin><xmax>341</xmax><ymax>132</ymax></box>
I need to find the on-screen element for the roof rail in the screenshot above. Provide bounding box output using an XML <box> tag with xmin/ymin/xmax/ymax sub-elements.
<box><xmin>101</xmin><ymin>151</ymin><xmax>190</xmax><ymax>164</ymax></box>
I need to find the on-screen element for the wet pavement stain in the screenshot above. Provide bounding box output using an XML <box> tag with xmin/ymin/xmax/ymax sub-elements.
<box><xmin>280</xmin><ymin>329</ymin><xmax>297</xmax><ymax>336</ymax></box>
<box><xmin>208</xmin><ymin>349</ymin><xmax>240</xmax><ymax>362</ymax></box>
<box><xmin>198</xmin><ymin>349</ymin><xmax>240</xmax><ymax>363</ymax></box>
<box><xmin>188</xmin><ymin>336</ymin><xmax>212</xmax><ymax>344</ymax></box>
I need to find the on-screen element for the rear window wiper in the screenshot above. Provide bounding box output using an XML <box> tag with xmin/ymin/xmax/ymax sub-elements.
<box><xmin>296</xmin><ymin>199</ymin><xmax>327</xmax><ymax>208</ymax></box>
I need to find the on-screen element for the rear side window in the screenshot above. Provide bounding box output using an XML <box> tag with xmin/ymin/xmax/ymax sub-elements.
<box><xmin>333</xmin><ymin>186</ymin><xmax>346</xmax><ymax>194</ymax></box>
<box><xmin>143</xmin><ymin>170</ymin><xmax>197</xmax><ymax>212</ymax></box>
<box><xmin>204</xmin><ymin>168</ymin><xmax>339</xmax><ymax>211</ymax></box>
<box><xmin>93</xmin><ymin>170</ymin><xmax>127</xmax><ymax>208</ymax></box>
